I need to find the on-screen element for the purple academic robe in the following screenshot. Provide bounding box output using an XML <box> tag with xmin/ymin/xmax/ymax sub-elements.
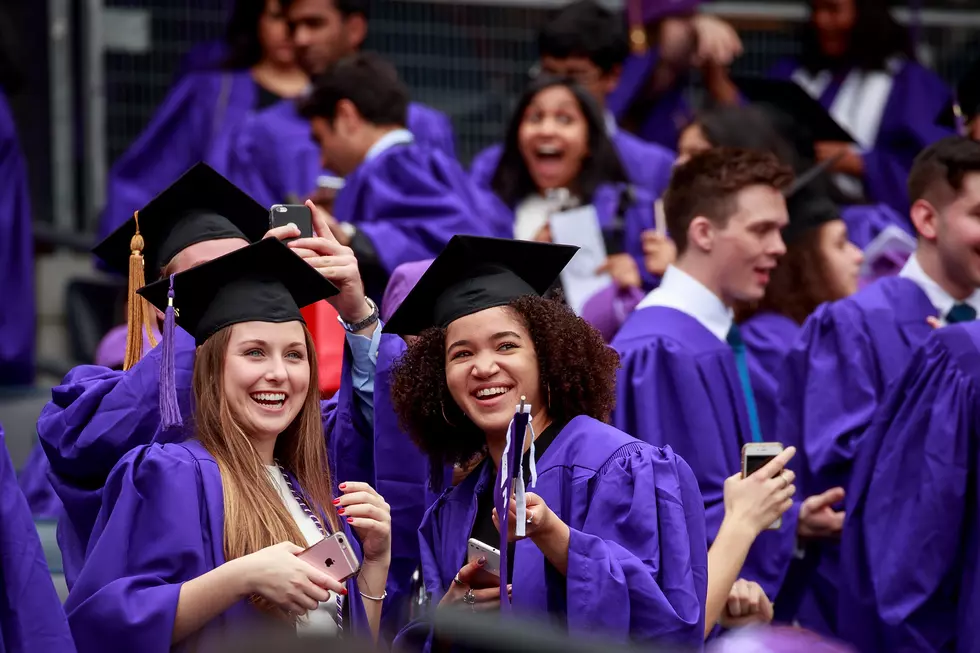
<box><xmin>65</xmin><ymin>439</ymin><xmax>374</xmax><ymax>653</ymax></box>
<box><xmin>98</xmin><ymin>70</ymin><xmax>268</xmax><ymax>242</ymax></box>
<box><xmin>467</xmin><ymin>128</ymin><xmax>676</xmax><ymax>199</ymax></box>
<box><xmin>226</xmin><ymin>100</ymin><xmax>457</xmax><ymax>211</ymax></box>
<box><xmin>0</xmin><ymin>90</ymin><xmax>35</xmax><ymax>385</ymax></box>
<box><xmin>777</xmin><ymin>276</ymin><xmax>938</xmax><ymax>635</ymax></box>
<box><xmin>331</xmin><ymin>142</ymin><xmax>511</xmax><ymax>277</ymax></box>
<box><xmin>768</xmin><ymin>57</ymin><xmax>953</xmax><ymax>216</ymax></box>
<box><xmin>611</xmin><ymin>307</ymin><xmax>799</xmax><ymax>602</ymax></box>
<box><xmin>606</xmin><ymin>49</ymin><xmax>693</xmax><ymax>151</ymax></box>
<box><xmin>840</xmin><ymin>203</ymin><xmax>911</xmax><ymax>251</ymax></box>
<box><xmin>838</xmin><ymin>322</ymin><xmax>980</xmax><ymax>653</ymax></box>
<box><xmin>37</xmin><ymin>325</ymin><xmax>360</xmax><ymax>590</ymax></box>
<box><xmin>0</xmin><ymin>424</ymin><xmax>76</xmax><ymax>653</ymax></box>
<box><xmin>398</xmin><ymin>416</ymin><xmax>707</xmax><ymax>649</ymax></box>
<box><xmin>740</xmin><ymin>312</ymin><xmax>801</xmax><ymax>442</ymax></box>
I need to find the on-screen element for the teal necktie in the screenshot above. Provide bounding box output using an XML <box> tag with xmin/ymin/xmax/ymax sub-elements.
<box><xmin>727</xmin><ymin>324</ymin><xmax>763</xmax><ymax>443</ymax></box>
<box><xmin>947</xmin><ymin>303</ymin><xmax>977</xmax><ymax>324</ymax></box>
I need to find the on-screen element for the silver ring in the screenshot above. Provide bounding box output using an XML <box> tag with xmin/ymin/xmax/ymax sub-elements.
<box><xmin>453</xmin><ymin>575</ymin><xmax>465</xmax><ymax>587</ymax></box>
<box><xmin>462</xmin><ymin>589</ymin><xmax>477</xmax><ymax>605</ymax></box>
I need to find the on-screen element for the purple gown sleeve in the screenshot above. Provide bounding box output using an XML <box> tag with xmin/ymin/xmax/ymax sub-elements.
<box><xmin>0</xmin><ymin>425</ymin><xmax>76</xmax><ymax>653</ymax></box>
<box><xmin>839</xmin><ymin>325</ymin><xmax>980</xmax><ymax>653</ymax></box>
<box><xmin>36</xmin><ymin>329</ymin><xmax>197</xmax><ymax>586</ymax></box>
<box><xmin>408</xmin><ymin>103</ymin><xmax>457</xmax><ymax>160</ymax></box>
<box><xmin>65</xmin><ymin>445</ymin><xmax>211</xmax><ymax>653</ymax></box>
<box><xmin>16</xmin><ymin>443</ymin><xmax>63</xmax><ymax>518</ymax></box>
<box><xmin>98</xmin><ymin>73</ymin><xmax>226</xmax><ymax>242</ymax></box>
<box><xmin>564</xmin><ymin>444</ymin><xmax>706</xmax><ymax>646</ymax></box>
<box><xmin>467</xmin><ymin>144</ymin><xmax>502</xmax><ymax>190</ymax></box>
<box><xmin>0</xmin><ymin>91</ymin><xmax>35</xmax><ymax>385</ymax></box>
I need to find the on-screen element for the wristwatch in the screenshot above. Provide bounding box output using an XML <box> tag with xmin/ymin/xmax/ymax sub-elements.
<box><xmin>339</xmin><ymin>222</ymin><xmax>357</xmax><ymax>241</ymax></box>
<box><xmin>338</xmin><ymin>297</ymin><xmax>379</xmax><ymax>333</ymax></box>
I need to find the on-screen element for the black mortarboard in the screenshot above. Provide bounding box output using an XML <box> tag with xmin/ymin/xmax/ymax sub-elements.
<box><xmin>383</xmin><ymin>236</ymin><xmax>579</xmax><ymax>336</ymax></box>
<box><xmin>936</xmin><ymin>57</ymin><xmax>980</xmax><ymax>134</ymax></box>
<box><xmin>782</xmin><ymin>186</ymin><xmax>840</xmax><ymax>245</ymax></box>
<box><xmin>733</xmin><ymin>76</ymin><xmax>856</xmax><ymax>144</ymax></box>
<box><xmin>93</xmin><ymin>162</ymin><xmax>270</xmax><ymax>275</ymax></box>
<box><xmin>138</xmin><ymin>237</ymin><xmax>338</xmax><ymax>346</ymax></box>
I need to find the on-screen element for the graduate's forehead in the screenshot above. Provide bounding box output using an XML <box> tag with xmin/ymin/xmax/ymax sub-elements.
<box><xmin>525</xmin><ymin>85</ymin><xmax>581</xmax><ymax>113</ymax></box>
<box><xmin>730</xmin><ymin>184</ymin><xmax>789</xmax><ymax>229</ymax></box>
<box><xmin>227</xmin><ymin>320</ymin><xmax>308</xmax><ymax>348</ymax></box>
<box><xmin>953</xmin><ymin>172</ymin><xmax>980</xmax><ymax>207</ymax></box>
<box><xmin>445</xmin><ymin>307</ymin><xmax>529</xmax><ymax>346</ymax></box>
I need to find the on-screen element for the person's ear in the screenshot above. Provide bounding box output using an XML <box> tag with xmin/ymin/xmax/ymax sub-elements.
<box><xmin>910</xmin><ymin>198</ymin><xmax>940</xmax><ymax>242</ymax></box>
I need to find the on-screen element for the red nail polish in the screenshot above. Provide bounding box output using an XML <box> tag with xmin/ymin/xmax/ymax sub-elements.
<box><xmin>347</xmin><ymin>517</ymin><xmax>354</xmax><ymax>523</ymax></box>
<box><xmin>339</xmin><ymin>483</ymin><xmax>347</xmax><ymax>490</ymax></box>
<box><xmin>332</xmin><ymin>498</ymin><xmax>341</xmax><ymax>505</ymax></box>
<box><xmin>339</xmin><ymin>588</ymin><xmax>348</xmax><ymax>596</ymax></box>
<box><xmin>337</xmin><ymin>507</ymin><xmax>345</xmax><ymax>515</ymax></box>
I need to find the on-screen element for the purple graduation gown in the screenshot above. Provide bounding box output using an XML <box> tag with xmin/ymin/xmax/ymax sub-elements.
<box><xmin>740</xmin><ymin>312</ymin><xmax>800</xmax><ymax>442</ymax></box>
<box><xmin>606</xmin><ymin>50</ymin><xmax>693</xmax><ymax>151</ymax></box>
<box><xmin>98</xmin><ymin>70</ymin><xmax>268</xmax><ymax>242</ymax></box>
<box><xmin>777</xmin><ymin>276</ymin><xmax>938</xmax><ymax>635</ymax></box>
<box><xmin>467</xmin><ymin>128</ymin><xmax>676</xmax><ymax>199</ymax></box>
<box><xmin>36</xmin><ymin>325</ymin><xmax>359</xmax><ymax>590</ymax></box>
<box><xmin>768</xmin><ymin>57</ymin><xmax>953</xmax><ymax>216</ymax></box>
<box><xmin>611</xmin><ymin>307</ymin><xmax>798</xmax><ymax>602</ymax></box>
<box><xmin>65</xmin><ymin>439</ymin><xmax>373</xmax><ymax>653</ymax></box>
<box><xmin>399</xmin><ymin>415</ymin><xmax>707</xmax><ymax>649</ymax></box>
<box><xmin>0</xmin><ymin>424</ymin><xmax>76</xmax><ymax>653</ymax></box>
<box><xmin>331</xmin><ymin>142</ymin><xmax>511</xmax><ymax>276</ymax></box>
<box><xmin>0</xmin><ymin>90</ymin><xmax>35</xmax><ymax>385</ymax></box>
<box><xmin>840</xmin><ymin>203</ymin><xmax>911</xmax><ymax>251</ymax></box>
<box><xmin>837</xmin><ymin>322</ymin><xmax>980</xmax><ymax>653</ymax></box>
<box><xmin>226</xmin><ymin>100</ymin><xmax>457</xmax><ymax>211</ymax></box>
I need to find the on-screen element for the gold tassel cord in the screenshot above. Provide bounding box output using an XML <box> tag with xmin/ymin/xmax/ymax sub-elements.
<box><xmin>123</xmin><ymin>210</ymin><xmax>157</xmax><ymax>370</ymax></box>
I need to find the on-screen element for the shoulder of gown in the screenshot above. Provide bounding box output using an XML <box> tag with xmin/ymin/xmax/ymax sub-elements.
<box><xmin>839</xmin><ymin>322</ymin><xmax>980</xmax><ymax>653</ymax></box>
<box><xmin>468</xmin><ymin>143</ymin><xmax>503</xmax><ymax>190</ymax></box>
<box><xmin>406</xmin><ymin>101</ymin><xmax>457</xmax><ymax>159</ymax></box>
<box><xmin>65</xmin><ymin>442</ymin><xmax>220</xmax><ymax>653</ymax></box>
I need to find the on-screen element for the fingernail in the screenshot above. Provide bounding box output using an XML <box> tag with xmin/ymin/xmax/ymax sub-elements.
<box><xmin>339</xmin><ymin>483</ymin><xmax>347</xmax><ymax>490</ymax></box>
<box><xmin>477</xmin><ymin>556</ymin><xmax>486</xmax><ymax>566</ymax></box>
<box><xmin>339</xmin><ymin>588</ymin><xmax>348</xmax><ymax>596</ymax></box>
<box><xmin>332</xmin><ymin>498</ymin><xmax>341</xmax><ymax>505</ymax></box>
<box><xmin>337</xmin><ymin>507</ymin><xmax>345</xmax><ymax>515</ymax></box>
<box><xmin>347</xmin><ymin>517</ymin><xmax>354</xmax><ymax>524</ymax></box>
<box><xmin>288</xmin><ymin>222</ymin><xmax>297</xmax><ymax>230</ymax></box>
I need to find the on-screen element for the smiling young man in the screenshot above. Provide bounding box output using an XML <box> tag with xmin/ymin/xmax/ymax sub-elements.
<box><xmin>777</xmin><ymin>135</ymin><xmax>980</xmax><ymax>636</ymax></box>
<box><xmin>469</xmin><ymin>0</ymin><xmax>675</xmax><ymax>200</ymax></box>
<box><xmin>225</xmin><ymin>0</ymin><xmax>456</xmax><ymax>211</ymax></box>
<box><xmin>611</xmin><ymin>148</ymin><xmax>845</xmax><ymax>610</ymax></box>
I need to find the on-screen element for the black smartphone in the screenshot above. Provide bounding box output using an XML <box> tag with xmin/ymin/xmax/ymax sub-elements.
<box><xmin>269</xmin><ymin>204</ymin><xmax>313</xmax><ymax>242</ymax></box>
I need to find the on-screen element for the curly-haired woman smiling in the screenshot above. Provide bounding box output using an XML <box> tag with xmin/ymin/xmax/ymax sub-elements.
<box><xmin>387</xmin><ymin>235</ymin><xmax>707</xmax><ymax>648</ymax></box>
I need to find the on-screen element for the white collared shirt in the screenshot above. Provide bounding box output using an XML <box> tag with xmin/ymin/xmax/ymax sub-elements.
<box><xmin>364</xmin><ymin>128</ymin><xmax>415</xmax><ymax>163</ymax></box>
<box><xmin>899</xmin><ymin>253</ymin><xmax>980</xmax><ymax>326</ymax></box>
<box><xmin>636</xmin><ymin>265</ymin><xmax>734</xmax><ymax>342</ymax></box>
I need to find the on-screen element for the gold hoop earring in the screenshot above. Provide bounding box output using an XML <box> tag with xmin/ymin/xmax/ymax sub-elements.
<box><xmin>441</xmin><ymin>401</ymin><xmax>455</xmax><ymax>426</ymax></box>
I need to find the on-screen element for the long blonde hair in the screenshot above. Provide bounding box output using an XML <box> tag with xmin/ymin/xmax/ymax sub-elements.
<box><xmin>192</xmin><ymin>323</ymin><xmax>339</xmax><ymax>619</ymax></box>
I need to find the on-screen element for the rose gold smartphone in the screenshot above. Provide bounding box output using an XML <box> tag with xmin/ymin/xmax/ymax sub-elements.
<box><xmin>298</xmin><ymin>532</ymin><xmax>361</xmax><ymax>583</ymax></box>
<box><xmin>742</xmin><ymin>442</ymin><xmax>785</xmax><ymax>530</ymax></box>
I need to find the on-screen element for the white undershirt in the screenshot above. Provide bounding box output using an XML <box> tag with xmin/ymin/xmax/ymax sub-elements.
<box><xmin>265</xmin><ymin>465</ymin><xmax>341</xmax><ymax>636</ymax></box>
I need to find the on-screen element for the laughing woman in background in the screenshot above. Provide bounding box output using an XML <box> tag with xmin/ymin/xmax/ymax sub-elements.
<box><xmin>98</xmin><ymin>0</ymin><xmax>308</xmax><ymax>241</ymax></box>
<box><xmin>768</xmin><ymin>0</ymin><xmax>952</xmax><ymax>215</ymax></box>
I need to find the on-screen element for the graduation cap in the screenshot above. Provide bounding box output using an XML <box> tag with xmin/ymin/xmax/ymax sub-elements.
<box><xmin>937</xmin><ymin>57</ymin><xmax>980</xmax><ymax>136</ymax></box>
<box><xmin>383</xmin><ymin>236</ymin><xmax>579</xmax><ymax>337</ymax></box>
<box><xmin>733</xmin><ymin>76</ymin><xmax>857</xmax><ymax>144</ymax></box>
<box><xmin>626</xmin><ymin>0</ymin><xmax>701</xmax><ymax>54</ymax></box>
<box><xmin>137</xmin><ymin>237</ymin><xmax>339</xmax><ymax>429</ymax></box>
<box><xmin>92</xmin><ymin>163</ymin><xmax>270</xmax><ymax>370</ymax></box>
<box><xmin>780</xmin><ymin>155</ymin><xmax>842</xmax><ymax>245</ymax></box>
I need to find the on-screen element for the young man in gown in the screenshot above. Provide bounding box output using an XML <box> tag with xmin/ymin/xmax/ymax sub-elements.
<box><xmin>611</xmin><ymin>148</ymin><xmax>846</xmax><ymax>617</ymax></box>
<box><xmin>778</xmin><ymin>136</ymin><xmax>980</xmax><ymax>636</ymax></box>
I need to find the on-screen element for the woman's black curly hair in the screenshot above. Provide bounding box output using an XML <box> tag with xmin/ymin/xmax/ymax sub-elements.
<box><xmin>390</xmin><ymin>295</ymin><xmax>620</xmax><ymax>486</ymax></box>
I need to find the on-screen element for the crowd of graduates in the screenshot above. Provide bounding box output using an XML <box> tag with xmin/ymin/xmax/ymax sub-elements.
<box><xmin>2</xmin><ymin>0</ymin><xmax>980</xmax><ymax>651</ymax></box>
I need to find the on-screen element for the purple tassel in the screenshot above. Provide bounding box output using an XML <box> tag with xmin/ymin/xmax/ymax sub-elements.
<box><xmin>160</xmin><ymin>273</ymin><xmax>183</xmax><ymax>430</ymax></box>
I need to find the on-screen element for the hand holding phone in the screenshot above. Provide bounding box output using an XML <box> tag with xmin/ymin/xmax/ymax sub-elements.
<box><xmin>466</xmin><ymin>538</ymin><xmax>503</xmax><ymax>589</ymax></box>
<box><xmin>270</xmin><ymin>204</ymin><xmax>314</xmax><ymax>243</ymax></box>
<box><xmin>729</xmin><ymin>443</ymin><xmax>797</xmax><ymax>532</ymax></box>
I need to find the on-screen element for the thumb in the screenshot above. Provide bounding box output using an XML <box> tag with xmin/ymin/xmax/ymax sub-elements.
<box><xmin>595</xmin><ymin>261</ymin><xmax>610</xmax><ymax>274</ymax></box>
<box><xmin>282</xmin><ymin>541</ymin><xmax>306</xmax><ymax>555</ymax></box>
<box><xmin>817</xmin><ymin>486</ymin><xmax>846</xmax><ymax>507</ymax></box>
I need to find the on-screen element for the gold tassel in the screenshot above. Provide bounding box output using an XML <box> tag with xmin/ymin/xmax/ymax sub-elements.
<box><xmin>123</xmin><ymin>211</ymin><xmax>158</xmax><ymax>370</ymax></box>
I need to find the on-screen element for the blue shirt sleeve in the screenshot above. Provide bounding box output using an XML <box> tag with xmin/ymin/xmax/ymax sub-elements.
<box><xmin>346</xmin><ymin>324</ymin><xmax>382</xmax><ymax>428</ymax></box>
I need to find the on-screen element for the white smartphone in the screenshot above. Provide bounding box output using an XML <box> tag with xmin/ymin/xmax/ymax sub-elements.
<box><xmin>466</xmin><ymin>538</ymin><xmax>501</xmax><ymax>578</ymax></box>
<box><xmin>742</xmin><ymin>442</ymin><xmax>785</xmax><ymax>530</ymax></box>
